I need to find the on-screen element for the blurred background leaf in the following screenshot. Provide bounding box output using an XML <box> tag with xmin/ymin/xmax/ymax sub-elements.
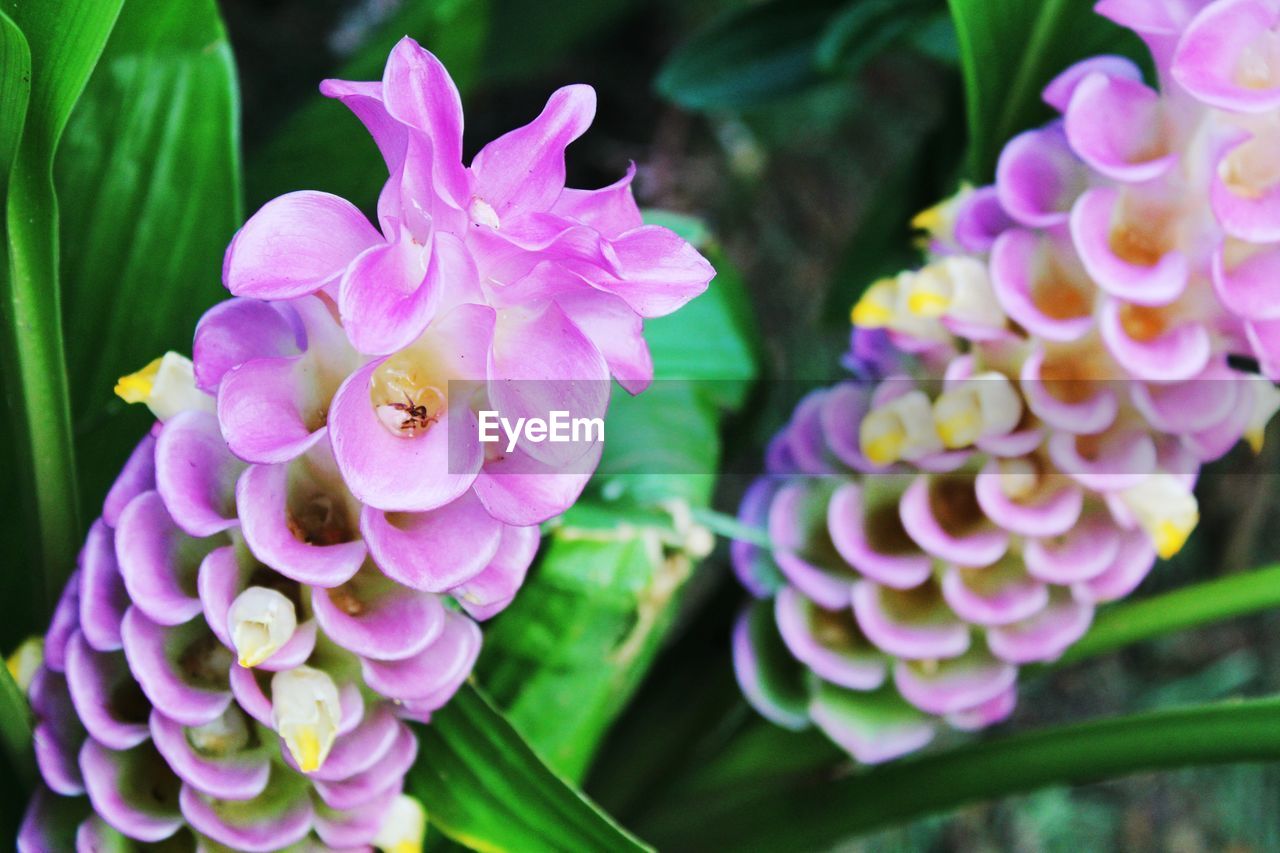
<box><xmin>0</xmin><ymin>0</ymin><xmax>123</xmax><ymax>639</ymax></box>
<box><xmin>656</xmin><ymin>0</ymin><xmax>943</xmax><ymax>111</ymax></box>
<box><xmin>56</xmin><ymin>0</ymin><xmax>243</xmax><ymax>526</ymax></box>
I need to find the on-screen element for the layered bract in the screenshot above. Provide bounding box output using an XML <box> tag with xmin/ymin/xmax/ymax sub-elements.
<box><xmin>732</xmin><ymin>0</ymin><xmax>1280</xmax><ymax>762</ymax></box>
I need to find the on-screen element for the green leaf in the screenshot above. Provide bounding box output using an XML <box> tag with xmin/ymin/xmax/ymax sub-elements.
<box><xmin>56</xmin><ymin>0</ymin><xmax>243</xmax><ymax>517</ymax></box>
<box><xmin>639</xmin><ymin>695</ymin><xmax>1280</xmax><ymax>850</ymax></box>
<box><xmin>0</xmin><ymin>654</ymin><xmax>34</xmax><ymax>839</ymax></box>
<box><xmin>408</xmin><ymin>683</ymin><xmax>651</xmax><ymax>853</ymax></box>
<box><xmin>656</xmin><ymin>0</ymin><xmax>842</xmax><ymax>110</ymax></box>
<box><xmin>1056</xmin><ymin>562</ymin><xmax>1280</xmax><ymax>667</ymax></box>
<box><xmin>478</xmin><ymin>514</ymin><xmax>697</xmax><ymax>781</ymax></box>
<box><xmin>247</xmin><ymin>0</ymin><xmax>490</xmax><ymax>213</ymax></box>
<box><xmin>1</xmin><ymin>0</ymin><xmax>123</xmax><ymax>613</ymax></box>
<box><xmin>947</xmin><ymin>0</ymin><xmax>1148</xmax><ymax>179</ymax></box>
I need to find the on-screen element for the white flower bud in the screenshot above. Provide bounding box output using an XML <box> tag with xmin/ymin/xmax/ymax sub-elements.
<box><xmin>271</xmin><ymin>666</ymin><xmax>341</xmax><ymax>773</ymax></box>
<box><xmin>1119</xmin><ymin>473</ymin><xmax>1199</xmax><ymax>560</ymax></box>
<box><xmin>229</xmin><ymin>586</ymin><xmax>297</xmax><ymax>668</ymax></box>
<box><xmin>860</xmin><ymin>390</ymin><xmax>943</xmax><ymax>466</ymax></box>
<box><xmin>114</xmin><ymin>352</ymin><xmax>215</xmax><ymax>421</ymax></box>
<box><xmin>374</xmin><ymin>794</ymin><xmax>428</xmax><ymax>853</ymax></box>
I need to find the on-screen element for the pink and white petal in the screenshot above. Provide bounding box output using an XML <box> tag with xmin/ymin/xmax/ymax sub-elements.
<box><xmin>473</xmin><ymin>438</ymin><xmax>600</xmax><ymax>526</ymax></box>
<box><xmin>471</xmin><ymin>84</ymin><xmax>596</xmax><ymax>216</ymax></box>
<box><xmin>361</xmin><ymin>491</ymin><xmax>503</xmax><ymax>592</ymax></box>
<box><xmin>225</xmin><ymin>192</ymin><xmax>381</xmax><ymax>299</ymax></box>
<box><xmin>115</xmin><ymin>491</ymin><xmax>214</xmax><ymax>626</ymax></box>
<box><xmin>1172</xmin><ymin>0</ymin><xmax>1280</xmax><ymax>112</ymax></box>
<box><xmin>311</xmin><ymin>578</ymin><xmax>446</xmax><ymax>662</ymax></box>
<box><xmin>217</xmin><ymin>356</ymin><xmax>326</xmax><ymax>465</ymax></box>
<box><xmin>78</xmin><ymin>520</ymin><xmax>129</xmax><ymax>653</ymax></box>
<box><xmin>329</xmin><ymin>360</ymin><xmax>483</xmax><ymax>513</ymax></box>
<box><xmin>1043</xmin><ymin>55</ymin><xmax>1143</xmax><ymax>112</ymax></box>
<box><xmin>593</xmin><ymin>225</ymin><xmax>715</xmax><ymax>318</ymax></box>
<box><xmin>359</xmin><ymin>610</ymin><xmax>480</xmax><ymax>704</ymax></box>
<box><xmin>488</xmin><ymin>300</ymin><xmax>611</xmax><ymax>466</ymax></box>
<box><xmin>193</xmin><ymin>298</ymin><xmax>303</xmax><ymax>392</ymax></box>
<box><xmin>452</xmin><ymin>524</ymin><xmax>540</xmax><ymax>620</ymax></box>
<box><xmin>155</xmin><ymin>411</ymin><xmax>245</xmax><ymax>537</ymax></box>
<box><xmin>551</xmin><ymin>163</ymin><xmax>644</xmax><ymax>237</ymax></box>
<box><xmin>380</xmin><ymin>37</ymin><xmax>469</xmax><ymax>209</ymax></box>
<box><xmin>80</xmin><ymin>741</ymin><xmax>184</xmax><ymax>843</ymax></box>
<box><xmin>103</xmin><ymin>434</ymin><xmax>157</xmax><ymax>527</ymax></box>
<box><xmin>235</xmin><ymin>462</ymin><xmax>367</xmax><ymax>588</ymax></box>
<box><xmin>338</xmin><ymin>236</ymin><xmax>437</xmax><ymax>356</ymax></box>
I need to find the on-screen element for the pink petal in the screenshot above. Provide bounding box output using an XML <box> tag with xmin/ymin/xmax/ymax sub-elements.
<box><xmin>225</xmin><ymin>192</ymin><xmax>381</xmax><ymax>300</ymax></box>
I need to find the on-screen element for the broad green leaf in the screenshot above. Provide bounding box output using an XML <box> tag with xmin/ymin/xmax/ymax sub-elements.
<box><xmin>247</xmin><ymin>0</ymin><xmax>489</xmax><ymax>213</ymax></box>
<box><xmin>638</xmin><ymin>695</ymin><xmax>1280</xmax><ymax>850</ymax></box>
<box><xmin>656</xmin><ymin>0</ymin><xmax>843</xmax><ymax>110</ymax></box>
<box><xmin>948</xmin><ymin>0</ymin><xmax>1148</xmax><ymax>179</ymax></box>
<box><xmin>478</xmin><ymin>514</ymin><xmax>700</xmax><ymax>780</ymax></box>
<box><xmin>55</xmin><ymin>0</ymin><xmax>243</xmax><ymax>516</ymax></box>
<box><xmin>1</xmin><ymin>0</ymin><xmax>123</xmax><ymax>615</ymax></box>
<box><xmin>409</xmin><ymin>684</ymin><xmax>650</xmax><ymax>853</ymax></box>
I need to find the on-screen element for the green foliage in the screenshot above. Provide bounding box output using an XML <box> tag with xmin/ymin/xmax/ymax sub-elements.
<box><xmin>639</xmin><ymin>695</ymin><xmax>1280</xmax><ymax>850</ymax></box>
<box><xmin>656</xmin><ymin>0</ymin><xmax>943</xmax><ymax>110</ymax></box>
<box><xmin>57</xmin><ymin>0</ymin><xmax>243</xmax><ymax>518</ymax></box>
<box><xmin>0</xmin><ymin>0</ymin><xmax>123</xmax><ymax>621</ymax></box>
<box><xmin>947</xmin><ymin>0</ymin><xmax>1149</xmax><ymax>179</ymax></box>
<box><xmin>409</xmin><ymin>684</ymin><xmax>651</xmax><ymax>852</ymax></box>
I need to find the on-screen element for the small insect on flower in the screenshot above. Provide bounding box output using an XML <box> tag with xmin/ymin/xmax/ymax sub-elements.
<box><xmin>390</xmin><ymin>392</ymin><xmax>437</xmax><ymax>432</ymax></box>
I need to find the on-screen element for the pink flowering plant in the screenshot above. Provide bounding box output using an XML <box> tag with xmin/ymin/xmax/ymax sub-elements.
<box><xmin>4</xmin><ymin>0</ymin><xmax>1280</xmax><ymax>850</ymax></box>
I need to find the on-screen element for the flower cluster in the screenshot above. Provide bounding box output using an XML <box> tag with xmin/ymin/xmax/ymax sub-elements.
<box><xmin>732</xmin><ymin>0</ymin><xmax>1280</xmax><ymax>762</ymax></box>
<box><xmin>20</xmin><ymin>38</ymin><xmax>712</xmax><ymax>851</ymax></box>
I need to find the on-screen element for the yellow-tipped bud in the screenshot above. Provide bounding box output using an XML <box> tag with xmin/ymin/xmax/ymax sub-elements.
<box><xmin>1120</xmin><ymin>474</ymin><xmax>1199</xmax><ymax>560</ymax></box>
<box><xmin>271</xmin><ymin>666</ymin><xmax>341</xmax><ymax>773</ymax></box>
<box><xmin>859</xmin><ymin>391</ymin><xmax>942</xmax><ymax>465</ymax></box>
<box><xmin>374</xmin><ymin>794</ymin><xmax>428</xmax><ymax>853</ymax></box>
<box><xmin>229</xmin><ymin>587</ymin><xmax>297</xmax><ymax>668</ymax></box>
<box><xmin>905</xmin><ymin>267</ymin><xmax>951</xmax><ymax>318</ymax></box>
<box><xmin>851</xmin><ymin>279</ymin><xmax>899</xmax><ymax>328</ymax></box>
<box><xmin>1245</xmin><ymin>376</ymin><xmax>1280</xmax><ymax>453</ymax></box>
<box><xmin>6</xmin><ymin>636</ymin><xmax>43</xmax><ymax>693</ymax></box>
<box><xmin>115</xmin><ymin>352</ymin><xmax>214</xmax><ymax>422</ymax></box>
<box><xmin>932</xmin><ymin>372</ymin><xmax>1021</xmax><ymax>449</ymax></box>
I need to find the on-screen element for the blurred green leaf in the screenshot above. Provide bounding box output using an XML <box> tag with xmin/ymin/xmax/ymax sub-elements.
<box><xmin>56</xmin><ymin>0</ymin><xmax>243</xmax><ymax>517</ymax></box>
<box><xmin>248</xmin><ymin>0</ymin><xmax>490</xmax><ymax>213</ymax></box>
<box><xmin>409</xmin><ymin>684</ymin><xmax>651</xmax><ymax>852</ymax></box>
<box><xmin>814</xmin><ymin>0</ymin><xmax>937</xmax><ymax>74</ymax></box>
<box><xmin>947</xmin><ymin>0</ymin><xmax>1147</xmax><ymax>179</ymax></box>
<box><xmin>639</xmin><ymin>695</ymin><xmax>1280</xmax><ymax>850</ymax></box>
<box><xmin>657</xmin><ymin>0</ymin><xmax>943</xmax><ymax>111</ymax></box>
<box><xmin>656</xmin><ymin>0</ymin><xmax>841</xmax><ymax>110</ymax></box>
<box><xmin>1</xmin><ymin>0</ymin><xmax>122</xmax><ymax>615</ymax></box>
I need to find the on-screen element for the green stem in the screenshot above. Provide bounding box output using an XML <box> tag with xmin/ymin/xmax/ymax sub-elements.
<box><xmin>689</xmin><ymin>506</ymin><xmax>771</xmax><ymax>549</ymax></box>
<box><xmin>641</xmin><ymin>696</ymin><xmax>1280</xmax><ymax>850</ymax></box>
